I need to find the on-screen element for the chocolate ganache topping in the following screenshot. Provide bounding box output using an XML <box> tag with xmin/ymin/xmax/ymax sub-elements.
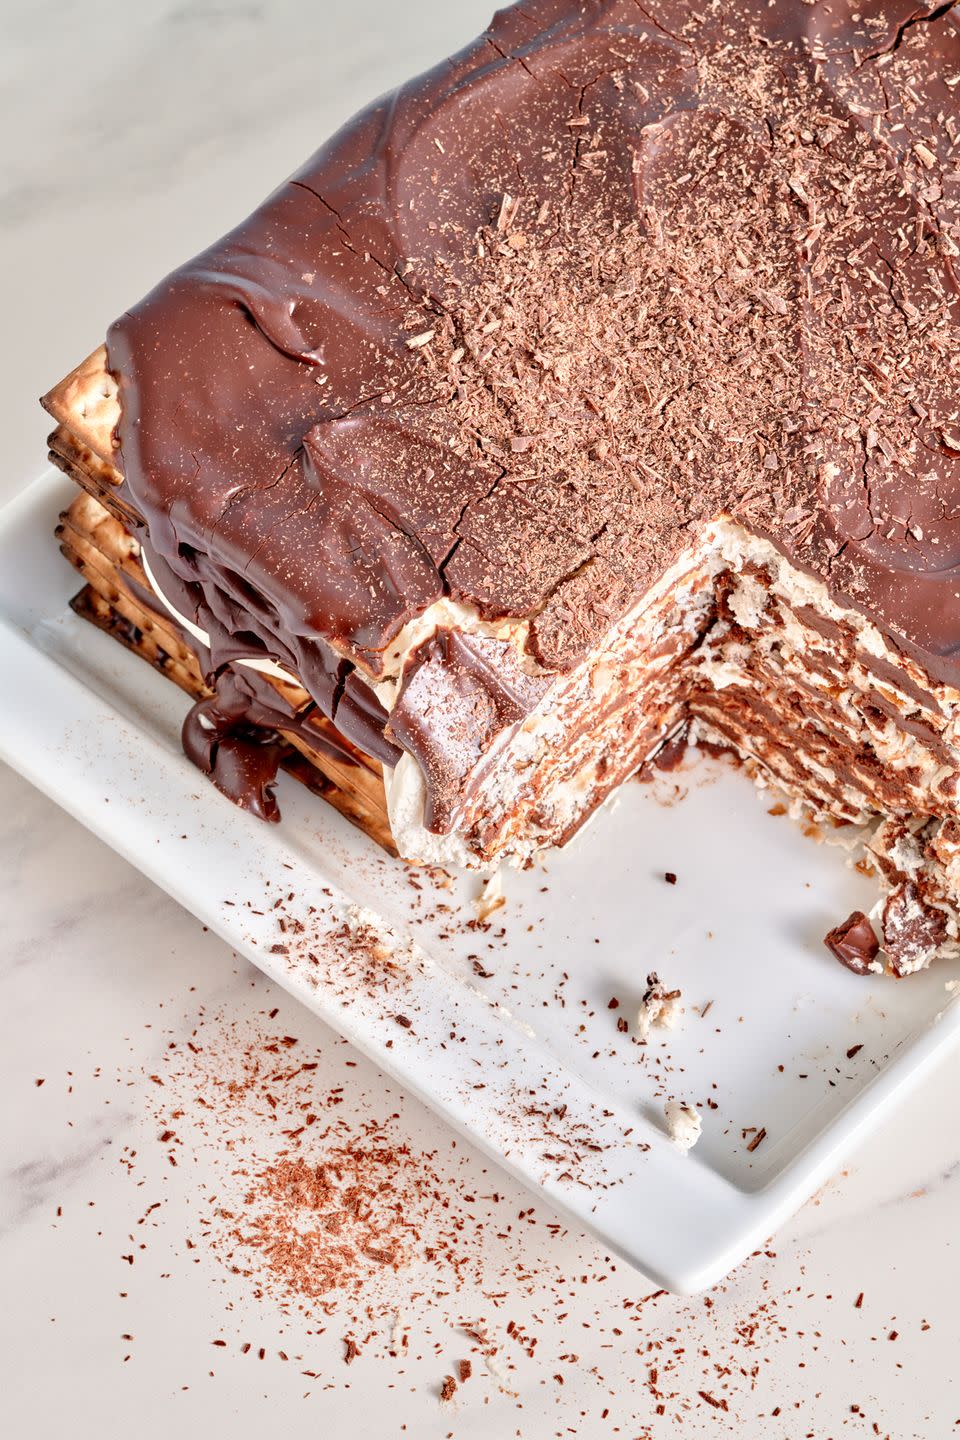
<box><xmin>106</xmin><ymin>0</ymin><xmax>960</xmax><ymax>823</ymax></box>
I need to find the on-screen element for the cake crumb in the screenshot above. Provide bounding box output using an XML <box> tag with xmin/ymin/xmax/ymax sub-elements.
<box><xmin>474</xmin><ymin>871</ymin><xmax>505</xmax><ymax>923</ymax></box>
<box><xmin>637</xmin><ymin>973</ymin><xmax>683</xmax><ymax>1038</ymax></box>
<box><xmin>664</xmin><ymin>1101</ymin><xmax>702</xmax><ymax>1152</ymax></box>
<box><xmin>823</xmin><ymin>911</ymin><xmax>883</xmax><ymax>976</ymax></box>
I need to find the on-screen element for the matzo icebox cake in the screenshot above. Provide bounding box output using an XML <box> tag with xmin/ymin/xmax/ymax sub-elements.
<box><xmin>44</xmin><ymin>0</ymin><xmax>960</xmax><ymax>977</ymax></box>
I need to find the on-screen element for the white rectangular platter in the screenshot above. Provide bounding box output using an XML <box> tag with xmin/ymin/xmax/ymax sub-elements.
<box><xmin>3</xmin><ymin>469</ymin><xmax>959</xmax><ymax>1293</ymax></box>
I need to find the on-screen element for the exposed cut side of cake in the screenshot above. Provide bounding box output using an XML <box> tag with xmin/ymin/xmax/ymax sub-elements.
<box><xmin>43</xmin><ymin>0</ymin><xmax>960</xmax><ymax>975</ymax></box>
<box><xmin>379</xmin><ymin>511</ymin><xmax>960</xmax><ymax>976</ymax></box>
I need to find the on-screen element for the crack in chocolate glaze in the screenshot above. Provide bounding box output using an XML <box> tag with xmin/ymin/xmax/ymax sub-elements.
<box><xmin>864</xmin><ymin>0</ymin><xmax>956</xmax><ymax>59</ymax></box>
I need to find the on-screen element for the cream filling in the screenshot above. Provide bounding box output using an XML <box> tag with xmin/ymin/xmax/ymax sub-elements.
<box><xmin>664</xmin><ymin>1101</ymin><xmax>702</xmax><ymax>1152</ymax></box>
<box><xmin>375</xmin><ymin>599</ymin><xmax>533</xmax><ymax>690</ymax></box>
<box><xmin>384</xmin><ymin>754</ymin><xmax>493</xmax><ymax>871</ymax></box>
<box><xmin>139</xmin><ymin>546</ymin><xmax>297</xmax><ymax>683</ymax></box>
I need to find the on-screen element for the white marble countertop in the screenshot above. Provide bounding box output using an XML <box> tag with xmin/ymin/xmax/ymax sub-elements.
<box><xmin>2</xmin><ymin>3</ymin><xmax>958</xmax><ymax>1435</ymax></box>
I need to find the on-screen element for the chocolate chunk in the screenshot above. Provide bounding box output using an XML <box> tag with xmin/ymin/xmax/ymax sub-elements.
<box><xmin>824</xmin><ymin>911</ymin><xmax>881</xmax><ymax>976</ymax></box>
<box><xmin>181</xmin><ymin>679</ymin><xmax>287</xmax><ymax>823</ymax></box>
